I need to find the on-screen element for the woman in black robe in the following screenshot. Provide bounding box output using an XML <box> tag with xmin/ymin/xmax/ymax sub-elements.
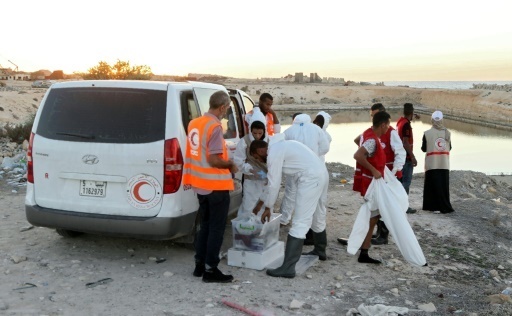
<box><xmin>421</xmin><ymin>111</ymin><xmax>454</xmax><ymax>213</ymax></box>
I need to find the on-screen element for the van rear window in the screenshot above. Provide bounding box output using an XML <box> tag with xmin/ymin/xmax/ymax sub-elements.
<box><xmin>36</xmin><ymin>87</ymin><xmax>167</xmax><ymax>143</ymax></box>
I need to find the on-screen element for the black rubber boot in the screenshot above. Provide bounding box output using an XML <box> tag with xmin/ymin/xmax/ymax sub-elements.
<box><xmin>303</xmin><ymin>230</ymin><xmax>327</xmax><ymax>261</ymax></box>
<box><xmin>371</xmin><ymin>221</ymin><xmax>389</xmax><ymax>245</ymax></box>
<box><xmin>266</xmin><ymin>234</ymin><xmax>304</xmax><ymax>278</ymax></box>
<box><xmin>303</xmin><ymin>229</ymin><xmax>314</xmax><ymax>246</ymax></box>
<box><xmin>372</xmin><ymin>220</ymin><xmax>383</xmax><ymax>238</ymax></box>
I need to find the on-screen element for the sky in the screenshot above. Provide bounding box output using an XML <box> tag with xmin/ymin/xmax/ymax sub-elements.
<box><xmin>2</xmin><ymin>0</ymin><xmax>512</xmax><ymax>81</ymax></box>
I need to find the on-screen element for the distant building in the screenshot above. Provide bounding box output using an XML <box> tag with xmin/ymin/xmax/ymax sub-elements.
<box><xmin>310</xmin><ymin>73</ymin><xmax>322</xmax><ymax>83</ymax></box>
<box><xmin>0</xmin><ymin>68</ymin><xmax>11</xmax><ymax>80</ymax></box>
<box><xmin>0</xmin><ymin>68</ymin><xmax>30</xmax><ymax>80</ymax></box>
<box><xmin>294</xmin><ymin>72</ymin><xmax>303</xmax><ymax>83</ymax></box>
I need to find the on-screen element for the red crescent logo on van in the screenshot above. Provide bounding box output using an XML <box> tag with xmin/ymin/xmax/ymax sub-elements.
<box><xmin>127</xmin><ymin>174</ymin><xmax>162</xmax><ymax>209</ymax></box>
<box><xmin>133</xmin><ymin>181</ymin><xmax>150</xmax><ymax>202</ymax></box>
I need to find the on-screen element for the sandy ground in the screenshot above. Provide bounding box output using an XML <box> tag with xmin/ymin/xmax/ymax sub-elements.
<box><xmin>1</xmin><ymin>164</ymin><xmax>512</xmax><ymax>315</ymax></box>
<box><xmin>1</xmin><ymin>80</ymin><xmax>512</xmax><ymax>315</ymax></box>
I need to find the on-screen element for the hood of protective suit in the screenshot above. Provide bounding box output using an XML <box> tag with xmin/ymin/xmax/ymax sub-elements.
<box><xmin>317</xmin><ymin>111</ymin><xmax>331</xmax><ymax>131</ymax></box>
<box><xmin>250</xmin><ymin>107</ymin><xmax>267</xmax><ymax>127</ymax></box>
<box><xmin>293</xmin><ymin>114</ymin><xmax>311</xmax><ymax>125</ymax></box>
<box><xmin>268</xmin><ymin>133</ymin><xmax>285</xmax><ymax>148</ymax></box>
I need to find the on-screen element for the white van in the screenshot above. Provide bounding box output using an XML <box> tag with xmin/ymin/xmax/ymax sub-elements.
<box><xmin>25</xmin><ymin>80</ymin><xmax>255</xmax><ymax>240</ymax></box>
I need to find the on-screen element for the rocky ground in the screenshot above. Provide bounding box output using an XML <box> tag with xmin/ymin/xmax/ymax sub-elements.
<box><xmin>1</xmin><ymin>139</ymin><xmax>512</xmax><ymax>315</ymax></box>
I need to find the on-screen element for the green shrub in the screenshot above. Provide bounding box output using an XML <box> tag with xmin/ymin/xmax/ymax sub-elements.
<box><xmin>1</xmin><ymin>114</ymin><xmax>35</xmax><ymax>144</ymax></box>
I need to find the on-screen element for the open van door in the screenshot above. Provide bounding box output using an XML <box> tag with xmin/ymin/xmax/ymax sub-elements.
<box><xmin>228</xmin><ymin>89</ymin><xmax>255</xmax><ymax>136</ymax></box>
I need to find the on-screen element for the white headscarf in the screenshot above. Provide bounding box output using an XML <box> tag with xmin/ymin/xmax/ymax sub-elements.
<box><xmin>431</xmin><ymin>110</ymin><xmax>445</xmax><ymax>131</ymax></box>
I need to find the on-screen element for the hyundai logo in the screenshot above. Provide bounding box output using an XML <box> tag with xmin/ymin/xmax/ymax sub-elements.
<box><xmin>82</xmin><ymin>155</ymin><xmax>99</xmax><ymax>165</ymax></box>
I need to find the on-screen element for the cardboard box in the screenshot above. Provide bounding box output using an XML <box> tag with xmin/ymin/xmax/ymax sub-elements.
<box><xmin>231</xmin><ymin>213</ymin><xmax>281</xmax><ymax>251</ymax></box>
<box><xmin>227</xmin><ymin>241</ymin><xmax>284</xmax><ymax>270</ymax></box>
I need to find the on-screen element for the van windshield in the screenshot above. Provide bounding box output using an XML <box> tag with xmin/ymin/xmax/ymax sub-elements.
<box><xmin>36</xmin><ymin>87</ymin><xmax>167</xmax><ymax>143</ymax></box>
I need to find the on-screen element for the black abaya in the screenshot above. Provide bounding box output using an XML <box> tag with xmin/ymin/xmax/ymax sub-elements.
<box><xmin>422</xmin><ymin>169</ymin><xmax>454</xmax><ymax>213</ymax></box>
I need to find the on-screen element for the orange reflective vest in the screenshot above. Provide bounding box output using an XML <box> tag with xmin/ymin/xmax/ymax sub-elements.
<box><xmin>183</xmin><ymin>115</ymin><xmax>234</xmax><ymax>191</ymax></box>
<box><xmin>247</xmin><ymin>109</ymin><xmax>275</xmax><ymax>136</ymax></box>
<box><xmin>265</xmin><ymin>112</ymin><xmax>275</xmax><ymax>136</ymax></box>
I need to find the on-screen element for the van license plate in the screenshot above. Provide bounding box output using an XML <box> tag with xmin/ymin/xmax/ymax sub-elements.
<box><xmin>80</xmin><ymin>180</ymin><xmax>107</xmax><ymax>197</ymax></box>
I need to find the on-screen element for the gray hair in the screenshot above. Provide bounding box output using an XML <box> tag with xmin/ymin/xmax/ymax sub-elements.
<box><xmin>209</xmin><ymin>90</ymin><xmax>230</xmax><ymax>109</ymax></box>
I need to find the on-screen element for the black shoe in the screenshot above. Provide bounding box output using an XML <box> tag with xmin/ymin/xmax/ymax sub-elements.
<box><xmin>193</xmin><ymin>262</ymin><xmax>205</xmax><ymax>277</ymax></box>
<box><xmin>337</xmin><ymin>238</ymin><xmax>348</xmax><ymax>245</ymax></box>
<box><xmin>358</xmin><ymin>252</ymin><xmax>381</xmax><ymax>264</ymax></box>
<box><xmin>406</xmin><ymin>207</ymin><xmax>417</xmax><ymax>214</ymax></box>
<box><xmin>358</xmin><ymin>253</ymin><xmax>382</xmax><ymax>264</ymax></box>
<box><xmin>202</xmin><ymin>267</ymin><xmax>233</xmax><ymax>283</ymax></box>
<box><xmin>371</xmin><ymin>236</ymin><xmax>389</xmax><ymax>245</ymax></box>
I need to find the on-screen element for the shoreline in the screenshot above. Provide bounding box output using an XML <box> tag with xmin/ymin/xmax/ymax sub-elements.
<box><xmin>274</xmin><ymin>105</ymin><xmax>512</xmax><ymax>131</ymax></box>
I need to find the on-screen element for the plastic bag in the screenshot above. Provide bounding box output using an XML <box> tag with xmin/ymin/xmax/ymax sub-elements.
<box><xmin>232</xmin><ymin>213</ymin><xmax>280</xmax><ymax>251</ymax></box>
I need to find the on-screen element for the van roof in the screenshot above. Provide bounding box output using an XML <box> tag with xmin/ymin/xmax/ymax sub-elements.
<box><xmin>50</xmin><ymin>80</ymin><xmax>226</xmax><ymax>91</ymax></box>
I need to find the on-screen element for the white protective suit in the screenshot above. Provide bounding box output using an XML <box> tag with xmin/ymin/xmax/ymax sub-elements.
<box><xmin>233</xmin><ymin>107</ymin><xmax>269</xmax><ymax>217</ymax></box>
<box><xmin>279</xmin><ymin>114</ymin><xmax>330</xmax><ymax>225</ymax></box>
<box><xmin>265</xmin><ymin>134</ymin><xmax>329</xmax><ymax>239</ymax></box>
<box><xmin>316</xmin><ymin>111</ymin><xmax>332</xmax><ymax>163</ymax></box>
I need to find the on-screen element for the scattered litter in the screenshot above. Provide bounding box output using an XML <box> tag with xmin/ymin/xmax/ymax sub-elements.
<box><xmin>86</xmin><ymin>278</ymin><xmax>113</xmax><ymax>288</ymax></box>
<box><xmin>221</xmin><ymin>298</ymin><xmax>261</xmax><ymax>316</ymax></box>
<box><xmin>156</xmin><ymin>258</ymin><xmax>166</xmax><ymax>264</ymax></box>
<box><xmin>20</xmin><ymin>225</ymin><xmax>34</xmax><ymax>232</ymax></box>
<box><xmin>242</xmin><ymin>281</ymin><xmax>253</xmax><ymax>284</ymax></box>
<box><xmin>13</xmin><ymin>283</ymin><xmax>37</xmax><ymax>291</ymax></box>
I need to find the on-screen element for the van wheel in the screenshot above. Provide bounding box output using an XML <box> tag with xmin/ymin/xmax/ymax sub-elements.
<box><xmin>56</xmin><ymin>229</ymin><xmax>84</xmax><ymax>238</ymax></box>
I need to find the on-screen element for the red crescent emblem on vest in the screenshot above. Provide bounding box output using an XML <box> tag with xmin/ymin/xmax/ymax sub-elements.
<box><xmin>190</xmin><ymin>131</ymin><xmax>198</xmax><ymax>147</ymax></box>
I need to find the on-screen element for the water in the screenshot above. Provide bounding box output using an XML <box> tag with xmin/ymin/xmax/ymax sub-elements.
<box><xmin>369</xmin><ymin>81</ymin><xmax>512</xmax><ymax>90</ymax></box>
<box><xmin>280</xmin><ymin>110</ymin><xmax>512</xmax><ymax>175</ymax></box>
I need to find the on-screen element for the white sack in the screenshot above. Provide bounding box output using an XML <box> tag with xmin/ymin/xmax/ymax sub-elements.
<box><xmin>347</xmin><ymin>167</ymin><xmax>426</xmax><ymax>266</ymax></box>
<box><xmin>346</xmin><ymin>303</ymin><xmax>409</xmax><ymax>316</ymax></box>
